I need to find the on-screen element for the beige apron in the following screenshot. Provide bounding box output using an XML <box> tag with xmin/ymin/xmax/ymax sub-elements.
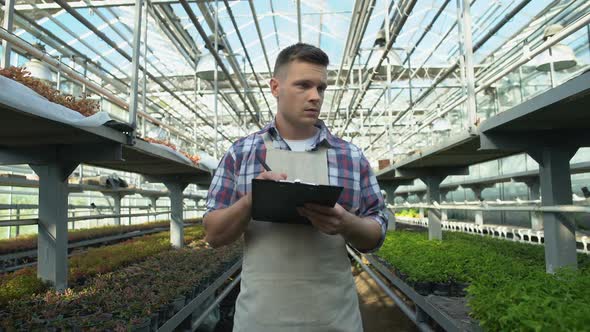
<box><xmin>233</xmin><ymin>133</ymin><xmax>363</xmax><ymax>332</ymax></box>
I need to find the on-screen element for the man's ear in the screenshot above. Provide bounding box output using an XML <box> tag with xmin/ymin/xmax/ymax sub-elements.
<box><xmin>270</xmin><ymin>77</ymin><xmax>280</xmax><ymax>98</ymax></box>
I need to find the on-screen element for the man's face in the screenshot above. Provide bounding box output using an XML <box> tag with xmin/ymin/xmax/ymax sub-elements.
<box><xmin>270</xmin><ymin>60</ymin><xmax>328</xmax><ymax>128</ymax></box>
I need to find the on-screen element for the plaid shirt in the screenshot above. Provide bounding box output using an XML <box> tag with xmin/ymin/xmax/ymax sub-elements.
<box><xmin>205</xmin><ymin>119</ymin><xmax>388</xmax><ymax>253</ymax></box>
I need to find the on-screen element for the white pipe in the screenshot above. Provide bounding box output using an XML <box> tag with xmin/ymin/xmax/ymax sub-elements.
<box><xmin>391</xmin><ymin>203</ymin><xmax>590</xmax><ymax>213</ymax></box>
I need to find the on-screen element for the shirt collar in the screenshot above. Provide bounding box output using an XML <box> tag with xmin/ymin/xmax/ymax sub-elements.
<box><xmin>260</xmin><ymin>118</ymin><xmax>339</xmax><ymax>149</ymax></box>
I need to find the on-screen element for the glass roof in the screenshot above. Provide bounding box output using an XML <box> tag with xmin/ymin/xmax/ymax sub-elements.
<box><xmin>3</xmin><ymin>0</ymin><xmax>589</xmax><ymax>165</ymax></box>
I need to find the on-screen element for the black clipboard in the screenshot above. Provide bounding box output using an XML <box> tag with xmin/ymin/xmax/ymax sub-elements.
<box><xmin>251</xmin><ymin>179</ymin><xmax>343</xmax><ymax>224</ymax></box>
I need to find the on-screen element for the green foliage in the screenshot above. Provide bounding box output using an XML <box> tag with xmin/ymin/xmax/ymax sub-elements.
<box><xmin>0</xmin><ymin>241</ymin><xmax>242</xmax><ymax>330</ymax></box>
<box><xmin>395</xmin><ymin>208</ymin><xmax>420</xmax><ymax>218</ymax></box>
<box><xmin>0</xmin><ymin>268</ymin><xmax>49</xmax><ymax>307</ymax></box>
<box><xmin>0</xmin><ymin>225</ymin><xmax>206</xmax><ymax>307</ymax></box>
<box><xmin>376</xmin><ymin>230</ymin><xmax>590</xmax><ymax>331</ymax></box>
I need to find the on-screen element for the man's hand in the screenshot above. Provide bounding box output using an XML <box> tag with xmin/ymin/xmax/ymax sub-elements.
<box><xmin>257</xmin><ymin>171</ymin><xmax>288</xmax><ymax>181</ymax></box>
<box><xmin>296</xmin><ymin>203</ymin><xmax>352</xmax><ymax>236</ymax></box>
<box><xmin>297</xmin><ymin>203</ymin><xmax>382</xmax><ymax>252</ymax></box>
<box><xmin>244</xmin><ymin>171</ymin><xmax>288</xmax><ymax>207</ymax></box>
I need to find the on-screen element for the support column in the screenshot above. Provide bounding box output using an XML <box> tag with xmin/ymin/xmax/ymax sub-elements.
<box><xmin>164</xmin><ymin>182</ymin><xmax>188</xmax><ymax>249</ymax></box>
<box><xmin>381</xmin><ymin>183</ymin><xmax>399</xmax><ymax>231</ymax></box>
<box><xmin>106</xmin><ymin>193</ymin><xmax>126</xmax><ymax>226</ymax></box>
<box><xmin>417</xmin><ymin>191</ymin><xmax>426</xmax><ymax>222</ymax></box>
<box><xmin>440</xmin><ymin>189</ymin><xmax>449</xmax><ymax>223</ymax></box>
<box><xmin>529</xmin><ymin>147</ymin><xmax>578</xmax><ymax>273</ymax></box>
<box><xmin>465</xmin><ymin>184</ymin><xmax>490</xmax><ymax>226</ymax></box>
<box><xmin>524</xmin><ymin>178</ymin><xmax>543</xmax><ymax>231</ymax></box>
<box><xmin>474</xmin><ymin>186</ymin><xmax>484</xmax><ymax>226</ymax></box>
<box><xmin>420</xmin><ymin>176</ymin><xmax>446</xmax><ymax>240</ymax></box>
<box><xmin>31</xmin><ymin>162</ymin><xmax>78</xmax><ymax>292</ymax></box>
<box><xmin>15</xmin><ymin>206</ymin><xmax>20</xmax><ymax>237</ymax></box>
<box><xmin>150</xmin><ymin>196</ymin><xmax>158</xmax><ymax>222</ymax></box>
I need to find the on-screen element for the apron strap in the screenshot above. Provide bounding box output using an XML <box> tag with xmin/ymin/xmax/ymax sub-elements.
<box><xmin>262</xmin><ymin>131</ymin><xmax>329</xmax><ymax>153</ymax></box>
<box><xmin>262</xmin><ymin>132</ymin><xmax>275</xmax><ymax>151</ymax></box>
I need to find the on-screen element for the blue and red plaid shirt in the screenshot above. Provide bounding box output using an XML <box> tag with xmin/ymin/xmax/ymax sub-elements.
<box><xmin>205</xmin><ymin>119</ymin><xmax>388</xmax><ymax>252</ymax></box>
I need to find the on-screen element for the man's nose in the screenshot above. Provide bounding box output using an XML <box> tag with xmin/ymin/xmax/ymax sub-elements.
<box><xmin>308</xmin><ymin>88</ymin><xmax>321</xmax><ymax>101</ymax></box>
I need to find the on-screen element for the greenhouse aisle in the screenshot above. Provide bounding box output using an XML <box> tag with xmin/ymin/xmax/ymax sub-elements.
<box><xmin>354</xmin><ymin>267</ymin><xmax>418</xmax><ymax>332</ymax></box>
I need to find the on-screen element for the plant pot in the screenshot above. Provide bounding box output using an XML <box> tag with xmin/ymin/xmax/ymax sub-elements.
<box><xmin>388</xmin><ymin>267</ymin><xmax>397</xmax><ymax>277</ymax></box>
<box><xmin>130</xmin><ymin>317</ymin><xmax>151</xmax><ymax>332</ymax></box>
<box><xmin>413</xmin><ymin>281</ymin><xmax>433</xmax><ymax>296</ymax></box>
<box><xmin>149</xmin><ymin>313</ymin><xmax>159</xmax><ymax>331</ymax></box>
<box><xmin>398</xmin><ymin>271</ymin><xmax>408</xmax><ymax>282</ymax></box>
<box><xmin>158</xmin><ymin>305</ymin><xmax>169</xmax><ymax>326</ymax></box>
<box><xmin>184</xmin><ymin>290</ymin><xmax>194</xmax><ymax>305</ymax></box>
<box><xmin>172</xmin><ymin>295</ymin><xmax>186</xmax><ymax>314</ymax></box>
<box><xmin>433</xmin><ymin>281</ymin><xmax>452</xmax><ymax>296</ymax></box>
<box><xmin>192</xmin><ymin>284</ymin><xmax>202</xmax><ymax>298</ymax></box>
<box><xmin>452</xmin><ymin>281</ymin><xmax>470</xmax><ymax>297</ymax></box>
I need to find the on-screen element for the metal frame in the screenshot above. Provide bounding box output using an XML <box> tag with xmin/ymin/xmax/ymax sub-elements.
<box><xmin>158</xmin><ymin>259</ymin><xmax>242</xmax><ymax>332</ymax></box>
<box><xmin>0</xmin><ymin>220</ymin><xmax>200</xmax><ymax>271</ymax></box>
<box><xmin>348</xmin><ymin>247</ymin><xmax>459</xmax><ymax>332</ymax></box>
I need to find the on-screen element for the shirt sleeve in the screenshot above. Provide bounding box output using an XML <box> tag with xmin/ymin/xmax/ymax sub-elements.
<box><xmin>353</xmin><ymin>151</ymin><xmax>389</xmax><ymax>253</ymax></box>
<box><xmin>204</xmin><ymin>146</ymin><xmax>238</xmax><ymax>217</ymax></box>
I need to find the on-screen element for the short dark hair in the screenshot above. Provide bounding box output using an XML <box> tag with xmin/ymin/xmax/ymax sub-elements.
<box><xmin>273</xmin><ymin>43</ymin><xmax>329</xmax><ymax>77</ymax></box>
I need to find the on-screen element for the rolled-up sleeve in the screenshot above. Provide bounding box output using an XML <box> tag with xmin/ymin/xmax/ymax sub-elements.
<box><xmin>204</xmin><ymin>146</ymin><xmax>238</xmax><ymax>217</ymax></box>
<box><xmin>354</xmin><ymin>153</ymin><xmax>389</xmax><ymax>253</ymax></box>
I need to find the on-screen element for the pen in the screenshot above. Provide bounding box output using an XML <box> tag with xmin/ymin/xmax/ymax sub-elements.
<box><xmin>256</xmin><ymin>154</ymin><xmax>272</xmax><ymax>172</ymax></box>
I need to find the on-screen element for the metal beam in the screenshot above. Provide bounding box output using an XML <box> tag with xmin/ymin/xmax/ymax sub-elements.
<box><xmin>52</xmin><ymin>0</ymin><xmax>232</xmax><ymax>141</ymax></box>
<box><xmin>358</xmin><ymin>0</ymin><xmax>452</xmax><ymax>133</ymax></box>
<box><xmin>178</xmin><ymin>0</ymin><xmax>261</xmax><ymax>129</ymax></box>
<box><xmin>197</xmin><ymin>1</ymin><xmax>264</xmax><ymax>122</ymax></box>
<box><xmin>327</xmin><ymin>0</ymin><xmax>375</xmax><ymax>124</ymax></box>
<box><xmin>1</xmin><ymin>0</ymin><xmax>15</xmax><ymax>68</ymax></box>
<box><xmin>13</xmin><ymin>0</ymin><xmax>207</xmax><ymax>11</ymax></box>
<box><xmin>458</xmin><ymin>0</ymin><xmax>477</xmax><ymax>133</ymax></box>
<box><xmin>128</xmin><ymin>0</ymin><xmax>144</xmax><ymax>133</ymax></box>
<box><xmin>248</xmin><ymin>0</ymin><xmax>273</xmax><ymax>77</ymax></box>
<box><xmin>223</xmin><ymin>0</ymin><xmax>273</xmax><ymax>118</ymax></box>
<box><xmin>0</xmin><ymin>144</ymin><xmax>123</xmax><ymax>165</ymax></box>
<box><xmin>341</xmin><ymin>0</ymin><xmax>417</xmax><ymax>133</ymax></box>
<box><xmin>371</xmin><ymin>3</ymin><xmax>590</xmax><ymax>154</ymax></box>
<box><xmin>297</xmin><ymin>0</ymin><xmax>302</xmax><ymax>42</ymax></box>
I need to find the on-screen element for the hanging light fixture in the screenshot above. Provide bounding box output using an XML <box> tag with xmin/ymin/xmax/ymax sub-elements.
<box><xmin>366</xmin><ymin>29</ymin><xmax>402</xmax><ymax>76</ymax></box>
<box><xmin>24</xmin><ymin>44</ymin><xmax>54</xmax><ymax>84</ymax></box>
<box><xmin>24</xmin><ymin>58</ymin><xmax>53</xmax><ymax>82</ymax></box>
<box><xmin>535</xmin><ymin>24</ymin><xmax>577</xmax><ymax>72</ymax></box>
<box><xmin>196</xmin><ymin>34</ymin><xmax>232</xmax><ymax>81</ymax></box>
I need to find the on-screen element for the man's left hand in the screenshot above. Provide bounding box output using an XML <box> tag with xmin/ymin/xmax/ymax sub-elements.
<box><xmin>297</xmin><ymin>203</ymin><xmax>354</xmax><ymax>235</ymax></box>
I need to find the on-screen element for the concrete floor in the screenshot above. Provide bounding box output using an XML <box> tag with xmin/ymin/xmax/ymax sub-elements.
<box><xmin>354</xmin><ymin>268</ymin><xmax>419</xmax><ymax>332</ymax></box>
<box><xmin>213</xmin><ymin>268</ymin><xmax>420</xmax><ymax>332</ymax></box>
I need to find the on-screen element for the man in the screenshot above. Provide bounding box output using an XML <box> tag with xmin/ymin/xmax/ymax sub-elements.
<box><xmin>204</xmin><ymin>43</ymin><xmax>388</xmax><ymax>332</ymax></box>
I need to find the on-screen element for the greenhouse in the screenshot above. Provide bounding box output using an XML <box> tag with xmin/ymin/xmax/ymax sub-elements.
<box><xmin>0</xmin><ymin>0</ymin><xmax>589</xmax><ymax>331</ymax></box>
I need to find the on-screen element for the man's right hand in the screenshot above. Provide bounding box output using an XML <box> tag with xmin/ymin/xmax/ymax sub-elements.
<box><xmin>244</xmin><ymin>171</ymin><xmax>288</xmax><ymax>207</ymax></box>
<box><xmin>204</xmin><ymin>171</ymin><xmax>288</xmax><ymax>248</ymax></box>
<box><xmin>256</xmin><ymin>171</ymin><xmax>288</xmax><ymax>181</ymax></box>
